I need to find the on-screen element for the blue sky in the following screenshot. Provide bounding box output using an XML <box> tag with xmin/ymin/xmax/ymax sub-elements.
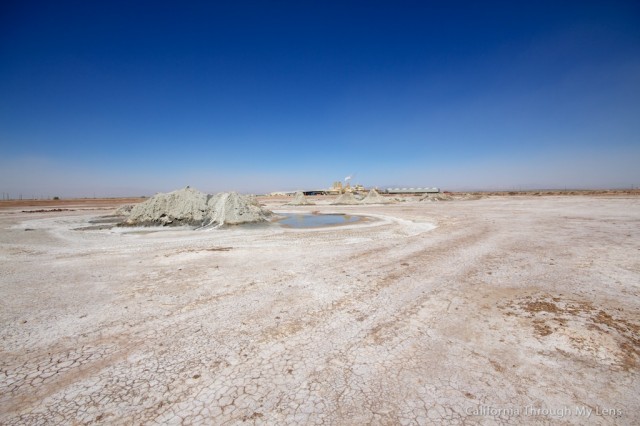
<box><xmin>1</xmin><ymin>1</ymin><xmax>639</xmax><ymax>196</ymax></box>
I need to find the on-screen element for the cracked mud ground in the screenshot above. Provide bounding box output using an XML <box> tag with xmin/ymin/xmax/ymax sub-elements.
<box><xmin>1</xmin><ymin>196</ymin><xmax>638</xmax><ymax>425</ymax></box>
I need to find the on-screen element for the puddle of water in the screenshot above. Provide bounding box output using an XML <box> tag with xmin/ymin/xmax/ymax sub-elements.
<box><xmin>75</xmin><ymin>213</ymin><xmax>368</xmax><ymax>232</ymax></box>
<box><xmin>275</xmin><ymin>213</ymin><xmax>363</xmax><ymax>228</ymax></box>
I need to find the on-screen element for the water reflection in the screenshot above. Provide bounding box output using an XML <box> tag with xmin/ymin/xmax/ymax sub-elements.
<box><xmin>277</xmin><ymin>213</ymin><xmax>362</xmax><ymax>228</ymax></box>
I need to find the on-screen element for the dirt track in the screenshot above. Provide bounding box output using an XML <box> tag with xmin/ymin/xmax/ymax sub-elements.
<box><xmin>1</xmin><ymin>195</ymin><xmax>638</xmax><ymax>424</ymax></box>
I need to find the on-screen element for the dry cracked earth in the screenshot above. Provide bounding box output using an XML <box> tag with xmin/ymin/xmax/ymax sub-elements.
<box><xmin>0</xmin><ymin>195</ymin><xmax>639</xmax><ymax>425</ymax></box>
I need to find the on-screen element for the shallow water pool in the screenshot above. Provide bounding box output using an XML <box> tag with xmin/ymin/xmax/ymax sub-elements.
<box><xmin>276</xmin><ymin>213</ymin><xmax>363</xmax><ymax>228</ymax></box>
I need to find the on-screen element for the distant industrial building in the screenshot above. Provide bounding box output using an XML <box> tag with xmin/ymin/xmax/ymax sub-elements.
<box><xmin>266</xmin><ymin>183</ymin><xmax>440</xmax><ymax>197</ymax></box>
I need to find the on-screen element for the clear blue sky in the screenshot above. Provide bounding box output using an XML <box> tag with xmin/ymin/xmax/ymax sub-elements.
<box><xmin>1</xmin><ymin>1</ymin><xmax>639</xmax><ymax>197</ymax></box>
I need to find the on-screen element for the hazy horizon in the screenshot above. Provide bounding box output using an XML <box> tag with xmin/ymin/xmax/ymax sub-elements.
<box><xmin>1</xmin><ymin>1</ymin><xmax>639</xmax><ymax>197</ymax></box>
<box><xmin>1</xmin><ymin>149</ymin><xmax>640</xmax><ymax>199</ymax></box>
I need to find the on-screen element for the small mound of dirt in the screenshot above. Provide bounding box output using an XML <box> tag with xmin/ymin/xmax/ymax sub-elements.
<box><xmin>286</xmin><ymin>191</ymin><xmax>314</xmax><ymax>206</ymax></box>
<box><xmin>360</xmin><ymin>189</ymin><xmax>391</xmax><ymax>204</ymax></box>
<box><xmin>331</xmin><ymin>192</ymin><xmax>359</xmax><ymax>205</ymax></box>
<box><xmin>125</xmin><ymin>187</ymin><xmax>210</xmax><ymax>226</ymax></box>
<box><xmin>206</xmin><ymin>192</ymin><xmax>272</xmax><ymax>226</ymax></box>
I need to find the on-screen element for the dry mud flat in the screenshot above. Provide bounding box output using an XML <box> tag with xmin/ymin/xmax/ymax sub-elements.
<box><xmin>0</xmin><ymin>196</ymin><xmax>639</xmax><ymax>425</ymax></box>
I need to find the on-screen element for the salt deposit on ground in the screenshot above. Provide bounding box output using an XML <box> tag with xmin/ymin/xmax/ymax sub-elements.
<box><xmin>1</xmin><ymin>195</ymin><xmax>639</xmax><ymax>424</ymax></box>
<box><xmin>331</xmin><ymin>192</ymin><xmax>359</xmax><ymax>205</ymax></box>
<box><xmin>286</xmin><ymin>191</ymin><xmax>314</xmax><ymax>206</ymax></box>
<box><xmin>360</xmin><ymin>189</ymin><xmax>391</xmax><ymax>204</ymax></box>
<box><xmin>124</xmin><ymin>187</ymin><xmax>271</xmax><ymax>227</ymax></box>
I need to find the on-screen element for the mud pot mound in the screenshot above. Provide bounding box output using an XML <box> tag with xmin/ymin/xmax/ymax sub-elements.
<box><xmin>123</xmin><ymin>187</ymin><xmax>272</xmax><ymax>227</ymax></box>
<box><xmin>286</xmin><ymin>191</ymin><xmax>314</xmax><ymax>206</ymax></box>
<box><xmin>331</xmin><ymin>192</ymin><xmax>359</xmax><ymax>205</ymax></box>
<box><xmin>206</xmin><ymin>192</ymin><xmax>272</xmax><ymax>225</ymax></box>
<box><xmin>360</xmin><ymin>189</ymin><xmax>391</xmax><ymax>204</ymax></box>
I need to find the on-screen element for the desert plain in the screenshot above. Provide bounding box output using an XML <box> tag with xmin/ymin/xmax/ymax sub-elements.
<box><xmin>0</xmin><ymin>194</ymin><xmax>638</xmax><ymax>425</ymax></box>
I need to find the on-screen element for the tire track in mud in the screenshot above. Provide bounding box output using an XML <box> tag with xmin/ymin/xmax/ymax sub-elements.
<box><xmin>130</xmin><ymin>220</ymin><xmax>498</xmax><ymax>422</ymax></box>
<box><xmin>216</xmin><ymin>221</ymin><xmax>503</xmax><ymax>423</ymax></box>
<box><xmin>337</xmin><ymin>223</ymin><xmax>500</xmax><ymax>350</ymax></box>
<box><xmin>255</xmin><ymin>220</ymin><xmax>497</xmax><ymax>348</ymax></box>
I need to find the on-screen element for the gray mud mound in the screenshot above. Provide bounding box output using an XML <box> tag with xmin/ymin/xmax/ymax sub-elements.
<box><xmin>286</xmin><ymin>191</ymin><xmax>314</xmax><ymax>206</ymax></box>
<box><xmin>360</xmin><ymin>189</ymin><xmax>391</xmax><ymax>204</ymax></box>
<box><xmin>206</xmin><ymin>192</ymin><xmax>272</xmax><ymax>225</ymax></box>
<box><xmin>114</xmin><ymin>204</ymin><xmax>135</xmax><ymax>216</ymax></box>
<box><xmin>125</xmin><ymin>187</ymin><xmax>210</xmax><ymax>226</ymax></box>
<box><xmin>247</xmin><ymin>195</ymin><xmax>261</xmax><ymax>206</ymax></box>
<box><xmin>123</xmin><ymin>187</ymin><xmax>272</xmax><ymax>227</ymax></box>
<box><xmin>331</xmin><ymin>192</ymin><xmax>359</xmax><ymax>205</ymax></box>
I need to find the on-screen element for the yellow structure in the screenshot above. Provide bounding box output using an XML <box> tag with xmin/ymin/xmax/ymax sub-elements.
<box><xmin>326</xmin><ymin>181</ymin><xmax>366</xmax><ymax>194</ymax></box>
<box><xmin>327</xmin><ymin>181</ymin><xmax>343</xmax><ymax>195</ymax></box>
